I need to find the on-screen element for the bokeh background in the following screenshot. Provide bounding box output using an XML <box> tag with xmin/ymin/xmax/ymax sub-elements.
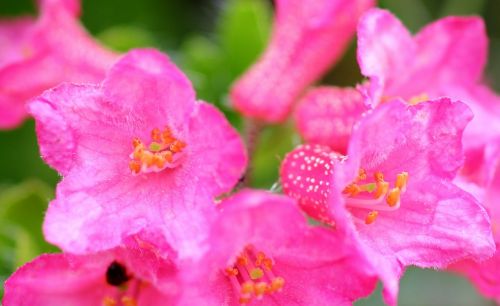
<box><xmin>1</xmin><ymin>0</ymin><xmax>499</xmax><ymax>304</ymax></box>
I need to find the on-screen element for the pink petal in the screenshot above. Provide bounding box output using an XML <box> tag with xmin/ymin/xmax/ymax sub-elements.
<box><xmin>414</xmin><ymin>16</ymin><xmax>487</xmax><ymax>88</ymax></box>
<box><xmin>294</xmin><ymin>86</ymin><xmax>367</xmax><ymax>153</ymax></box>
<box><xmin>102</xmin><ymin>49</ymin><xmax>196</xmax><ymax>130</ymax></box>
<box><xmin>357</xmin><ymin>8</ymin><xmax>415</xmax><ymax>105</ymax></box>
<box><xmin>231</xmin><ymin>0</ymin><xmax>374</xmax><ymax>122</ymax></box>
<box><xmin>182</xmin><ymin>190</ymin><xmax>377</xmax><ymax>305</ymax></box>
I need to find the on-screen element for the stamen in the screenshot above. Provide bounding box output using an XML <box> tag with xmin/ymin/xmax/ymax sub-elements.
<box><xmin>343</xmin><ymin>170</ymin><xmax>409</xmax><ymax>225</ymax></box>
<box><xmin>386</xmin><ymin>188</ymin><xmax>401</xmax><ymax>207</ymax></box>
<box><xmin>102</xmin><ymin>297</ymin><xmax>117</xmax><ymax>306</ymax></box>
<box><xmin>129</xmin><ymin>127</ymin><xmax>186</xmax><ymax>174</ymax></box>
<box><xmin>365</xmin><ymin>211</ymin><xmax>379</xmax><ymax>224</ymax></box>
<box><xmin>224</xmin><ymin>246</ymin><xmax>285</xmax><ymax>304</ymax></box>
<box><xmin>121</xmin><ymin>296</ymin><xmax>138</xmax><ymax>306</ymax></box>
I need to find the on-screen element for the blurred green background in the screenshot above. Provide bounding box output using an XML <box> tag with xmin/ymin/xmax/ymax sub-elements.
<box><xmin>0</xmin><ymin>0</ymin><xmax>499</xmax><ymax>304</ymax></box>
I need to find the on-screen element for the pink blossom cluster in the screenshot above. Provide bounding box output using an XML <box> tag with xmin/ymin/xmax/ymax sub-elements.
<box><xmin>1</xmin><ymin>0</ymin><xmax>500</xmax><ymax>305</ymax></box>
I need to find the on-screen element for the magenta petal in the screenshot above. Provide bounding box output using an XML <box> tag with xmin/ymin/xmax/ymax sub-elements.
<box><xmin>414</xmin><ymin>16</ymin><xmax>487</xmax><ymax>87</ymax></box>
<box><xmin>294</xmin><ymin>86</ymin><xmax>367</xmax><ymax>153</ymax></box>
<box><xmin>182</xmin><ymin>190</ymin><xmax>377</xmax><ymax>305</ymax></box>
<box><xmin>357</xmin><ymin>8</ymin><xmax>415</xmax><ymax>104</ymax></box>
<box><xmin>231</xmin><ymin>0</ymin><xmax>374</xmax><ymax>122</ymax></box>
<box><xmin>103</xmin><ymin>49</ymin><xmax>196</xmax><ymax>129</ymax></box>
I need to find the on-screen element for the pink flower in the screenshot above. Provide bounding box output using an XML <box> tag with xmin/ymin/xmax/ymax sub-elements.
<box><xmin>230</xmin><ymin>0</ymin><xmax>374</xmax><ymax>123</ymax></box>
<box><xmin>357</xmin><ymin>8</ymin><xmax>500</xmax><ymax>184</ymax></box>
<box><xmin>28</xmin><ymin>49</ymin><xmax>247</xmax><ymax>257</ymax></box>
<box><xmin>4</xmin><ymin>234</ymin><xmax>179</xmax><ymax>306</ymax></box>
<box><xmin>294</xmin><ymin>86</ymin><xmax>367</xmax><ymax>154</ymax></box>
<box><xmin>449</xmin><ymin>164</ymin><xmax>500</xmax><ymax>303</ymax></box>
<box><xmin>0</xmin><ymin>0</ymin><xmax>118</xmax><ymax>129</ymax></box>
<box><xmin>180</xmin><ymin>190</ymin><xmax>378</xmax><ymax>305</ymax></box>
<box><xmin>281</xmin><ymin>99</ymin><xmax>495</xmax><ymax>305</ymax></box>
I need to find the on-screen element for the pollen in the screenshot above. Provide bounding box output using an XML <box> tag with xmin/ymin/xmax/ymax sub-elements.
<box><xmin>224</xmin><ymin>246</ymin><xmax>285</xmax><ymax>304</ymax></box>
<box><xmin>102</xmin><ymin>297</ymin><xmax>117</xmax><ymax>306</ymax></box>
<box><xmin>365</xmin><ymin>211</ymin><xmax>379</xmax><ymax>224</ymax></box>
<box><xmin>343</xmin><ymin>170</ymin><xmax>409</xmax><ymax>225</ymax></box>
<box><xmin>121</xmin><ymin>296</ymin><xmax>138</xmax><ymax>306</ymax></box>
<box><xmin>128</xmin><ymin>126</ymin><xmax>186</xmax><ymax>174</ymax></box>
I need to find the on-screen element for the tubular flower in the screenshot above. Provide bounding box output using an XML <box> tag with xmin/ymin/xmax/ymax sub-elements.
<box><xmin>179</xmin><ymin>190</ymin><xmax>378</xmax><ymax>305</ymax></box>
<box><xmin>357</xmin><ymin>8</ymin><xmax>500</xmax><ymax>184</ymax></box>
<box><xmin>230</xmin><ymin>0</ymin><xmax>374</xmax><ymax>123</ymax></box>
<box><xmin>28</xmin><ymin>49</ymin><xmax>247</xmax><ymax>257</ymax></box>
<box><xmin>4</xmin><ymin>235</ymin><xmax>179</xmax><ymax>306</ymax></box>
<box><xmin>0</xmin><ymin>0</ymin><xmax>118</xmax><ymax>128</ymax></box>
<box><xmin>281</xmin><ymin>99</ymin><xmax>495</xmax><ymax>305</ymax></box>
<box><xmin>294</xmin><ymin>86</ymin><xmax>367</xmax><ymax>154</ymax></box>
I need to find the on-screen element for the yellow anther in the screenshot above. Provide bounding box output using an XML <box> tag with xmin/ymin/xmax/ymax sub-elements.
<box><xmin>365</xmin><ymin>211</ymin><xmax>379</xmax><ymax>225</ymax></box>
<box><xmin>254</xmin><ymin>282</ymin><xmax>267</xmax><ymax>297</ymax></box>
<box><xmin>250</xmin><ymin>268</ymin><xmax>264</xmax><ymax>280</ymax></box>
<box><xmin>102</xmin><ymin>297</ymin><xmax>117</xmax><ymax>306</ymax></box>
<box><xmin>395</xmin><ymin>172</ymin><xmax>409</xmax><ymax>189</ymax></box>
<box><xmin>241</xmin><ymin>281</ymin><xmax>254</xmax><ymax>294</ymax></box>
<box><xmin>373</xmin><ymin>181</ymin><xmax>389</xmax><ymax>199</ymax></box>
<box><xmin>121</xmin><ymin>296</ymin><xmax>138</xmax><ymax>306</ymax></box>
<box><xmin>271</xmin><ymin>277</ymin><xmax>285</xmax><ymax>292</ymax></box>
<box><xmin>386</xmin><ymin>188</ymin><xmax>401</xmax><ymax>207</ymax></box>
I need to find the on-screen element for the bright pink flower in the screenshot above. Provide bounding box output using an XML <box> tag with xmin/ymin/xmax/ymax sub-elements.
<box><xmin>281</xmin><ymin>99</ymin><xmax>495</xmax><ymax>305</ymax></box>
<box><xmin>28</xmin><ymin>49</ymin><xmax>247</xmax><ymax>256</ymax></box>
<box><xmin>294</xmin><ymin>86</ymin><xmax>367</xmax><ymax>154</ymax></box>
<box><xmin>230</xmin><ymin>0</ymin><xmax>374</xmax><ymax>123</ymax></box>
<box><xmin>0</xmin><ymin>0</ymin><xmax>118</xmax><ymax>128</ymax></box>
<box><xmin>449</xmin><ymin>166</ymin><xmax>500</xmax><ymax>303</ymax></box>
<box><xmin>4</xmin><ymin>235</ymin><xmax>179</xmax><ymax>306</ymax></box>
<box><xmin>357</xmin><ymin>9</ymin><xmax>500</xmax><ymax>184</ymax></box>
<box><xmin>180</xmin><ymin>190</ymin><xmax>378</xmax><ymax>305</ymax></box>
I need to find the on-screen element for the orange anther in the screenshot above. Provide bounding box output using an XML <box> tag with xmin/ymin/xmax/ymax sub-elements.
<box><xmin>395</xmin><ymin>172</ymin><xmax>408</xmax><ymax>189</ymax></box>
<box><xmin>271</xmin><ymin>277</ymin><xmax>285</xmax><ymax>292</ymax></box>
<box><xmin>170</xmin><ymin>140</ymin><xmax>185</xmax><ymax>153</ymax></box>
<box><xmin>262</xmin><ymin>258</ymin><xmax>273</xmax><ymax>270</ymax></box>
<box><xmin>237</xmin><ymin>255</ymin><xmax>249</xmax><ymax>266</ymax></box>
<box><xmin>374</xmin><ymin>171</ymin><xmax>384</xmax><ymax>182</ymax></box>
<box><xmin>343</xmin><ymin>184</ymin><xmax>362</xmax><ymax>196</ymax></box>
<box><xmin>225</xmin><ymin>267</ymin><xmax>238</xmax><ymax>276</ymax></box>
<box><xmin>151</xmin><ymin>128</ymin><xmax>161</xmax><ymax>141</ymax></box>
<box><xmin>153</xmin><ymin>154</ymin><xmax>165</xmax><ymax>168</ymax></box>
<box><xmin>365</xmin><ymin>211</ymin><xmax>379</xmax><ymax>225</ymax></box>
<box><xmin>162</xmin><ymin>151</ymin><xmax>173</xmax><ymax>163</ymax></box>
<box><xmin>255</xmin><ymin>252</ymin><xmax>266</xmax><ymax>266</ymax></box>
<box><xmin>129</xmin><ymin>161</ymin><xmax>141</xmax><ymax>174</ymax></box>
<box><xmin>241</xmin><ymin>281</ymin><xmax>254</xmax><ymax>294</ymax></box>
<box><xmin>132</xmin><ymin>138</ymin><xmax>142</xmax><ymax>148</ymax></box>
<box><xmin>239</xmin><ymin>297</ymin><xmax>251</xmax><ymax>304</ymax></box>
<box><xmin>121</xmin><ymin>296</ymin><xmax>138</xmax><ymax>306</ymax></box>
<box><xmin>102</xmin><ymin>297</ymin><xmax>117</xmax><ymax>306</ymax></box>
<box><xmin>254</xmin><ymin>282</ymin><xmax>267</xmax><ymax>297</ymax></box>
<box><xmin>386</xmin><ymin>188</ymin><xmax>401</xmax><ymax>207</ymax></box>
<box><xmin>133</xmin><ymin>146</ymin><xmax>144</xmax><ymax>160</ymax></box>
<box><xmin>357</xmin><ymin>168</ymin><xmax>367</xmax><ymax>181</ymax></box>
<box><xmin>373</xmin><ymin>181</ymin><xmax>389</xmax><ymax>199</ymax></box>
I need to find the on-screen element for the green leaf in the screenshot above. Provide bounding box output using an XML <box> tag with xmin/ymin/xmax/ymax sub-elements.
<box><xmin>218</xmin><ymin>0</ymin><xmax>272</xmax><ymax>77</ymax></box>
<box><xmin>97</xmin><ymin>25</ymin><xmax>158</xmax><ymax>52</ymax></box>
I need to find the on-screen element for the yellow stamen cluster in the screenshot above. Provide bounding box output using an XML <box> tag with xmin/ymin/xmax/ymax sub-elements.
<box><xmin>129</xmin><ymin>127</ymin><xmax>186</xmax><ymax>174</ymax></box>
<box><xmin>224</xmin><ymin>246</ymin><xmax>285</xmax><ymax>304</ymax></box>
<box><xmin>343</xmin><ymin>169</ymin><xmax>409</xmax><ymax>225</ymax></box>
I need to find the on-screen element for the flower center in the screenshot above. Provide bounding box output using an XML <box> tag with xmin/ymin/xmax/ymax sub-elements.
<box><xmin>224</xmin><ymin>245</ymin><xmax>285</xmax><ymax>304</ymax></box>
<box><xmin>342</xmin><ymin>169</ymin><xmax>409</xmax><ymax>225</ymax></box>
<box><xmin>128</xmin><ymin>127</ymin><xmax>186</xmax><ymax>174</ymax></box>
<box><xmin>102</xmin><ymin>261</ymin><xmax>140</xmax><ymax>306</ymax></box>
